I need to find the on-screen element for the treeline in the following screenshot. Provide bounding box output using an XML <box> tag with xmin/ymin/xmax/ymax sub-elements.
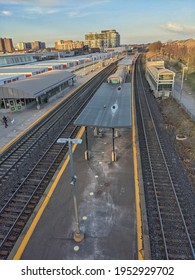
<box><xmin>148</xmin><ymin>40</ymin><xmax>195</xmax><ymax>69</ymax></box>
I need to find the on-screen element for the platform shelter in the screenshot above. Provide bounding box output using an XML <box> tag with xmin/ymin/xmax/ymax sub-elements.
<box><xmin>74</xmin><ymin>82</ymin><xmax>132</xmax><ymax>161</ymax></box>
<box><xmin>0</xmin><ymin>70</ymin><xmax>75</xmax><ymax>112</ymax></box>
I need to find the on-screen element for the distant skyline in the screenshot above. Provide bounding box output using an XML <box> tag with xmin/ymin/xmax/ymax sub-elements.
<box><xmin>0</xmin><ymin>0</ymin><xmax>195</xmax><ymax>47</ymax></box>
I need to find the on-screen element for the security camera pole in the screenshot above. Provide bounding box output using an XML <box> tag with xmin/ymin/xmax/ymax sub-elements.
<box><xmin>57</xmin><ymin>137</ymin><xmax>84</xmax><ymax>242</ymax></box>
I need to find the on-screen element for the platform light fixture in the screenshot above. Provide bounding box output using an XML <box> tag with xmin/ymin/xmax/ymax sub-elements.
<box><xmin>57</xmin><ymin>137</ymin><xmax>84</xmax><ymax>242</ymax></box>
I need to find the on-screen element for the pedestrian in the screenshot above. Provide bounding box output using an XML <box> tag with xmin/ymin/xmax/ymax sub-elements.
<box><xmin>3</xmin><ymin>116</ymin><xmax>8</xmax><ymax>128</ymax></box>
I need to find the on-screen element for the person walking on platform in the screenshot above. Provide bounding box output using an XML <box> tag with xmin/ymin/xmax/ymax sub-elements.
<box><xmin>3</xmin><ymin>116</ymin><xmax>8</xmax><ymax>128</ymax></box>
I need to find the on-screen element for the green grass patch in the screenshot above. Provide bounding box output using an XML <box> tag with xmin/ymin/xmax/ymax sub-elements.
<box><xmin>185</xmin><ymin>72</ymin><xmax>195</xmax><ymax>92</ymax></box>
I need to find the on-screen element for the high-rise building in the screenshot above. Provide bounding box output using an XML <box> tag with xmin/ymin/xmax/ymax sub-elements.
<box><xmin>25</xmin><ymin>42</ymin><xmax>32</xmax><ymax>50</ymax></box>
<box><xmin>16</xmin><ymin>42</ymin><xmax>27</xmax><ymax>51</ymax></box>
<box><xmin>4</xmin><ymin>38</ymin><xmax>14</xmax><ymax>52</ymax></box>
<box><xmin>84</xmin><ymin>33</ymin><xmax>104</xmax><ymax>49</ymax></box>
<box><xmin>0</xmin><ymin>38</ymin><xmax>14</xmax><ymax>53</ymax></box>
<box><xmin>0</xmin><ymin>38</ymin><xmax>5</xmax><ymax>53</ymax></box>
<box><xmin>31</xmin><ymin>41</ymin><xmax>46</xmax><ymax>50</ymax></box>
<box><xmin>85</xmin><ymin>30</ymin><xmax>120</xmax><ymax>50</ymax></box>
<box><xmin>55</xmin><ymin>40</ymin><xmax>84</xmax><ymax>51</ymax></box>
<box><xmin>15</xmin><ymin>41</ymin><xmax>46</xmax><ymax>51</ymax></box>
<box><xmin>40</xmin><ymin>42</ymin><xmax>46</xmax><ymax>49</ymax></box>
<box><xmin>15</xmin><ymin>42</ymin><xmax>32</xmax><ymax>51</ymax></box>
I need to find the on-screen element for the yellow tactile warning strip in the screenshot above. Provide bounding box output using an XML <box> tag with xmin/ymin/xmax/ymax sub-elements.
<box><xmin>131</xmin><ymin>62</ymin><xmax>144</xmax><ymax>260</ymax></box>
<box><xmin>13</xmin><ymin>126</ymin><xmax>85</xmax><ymax>260</ymax></box>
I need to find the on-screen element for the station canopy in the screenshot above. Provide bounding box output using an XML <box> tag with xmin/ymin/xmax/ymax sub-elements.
<box><xmin>118</xmin><ymin>55</ymin><xmax>134</xmax><ymax>66</ymax></box>
<box><xmin>74</xmin><ymin>83</ymin><xmax>132</xmax><ymax>128</ymax></box>
<box><xmin>0</xmin><ymin>70</ymin><xmax>75</xmax><ymax>99</ymax></box>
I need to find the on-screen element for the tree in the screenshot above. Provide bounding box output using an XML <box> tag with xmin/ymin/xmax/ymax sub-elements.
<box><xmin>189</xmin><ymin>47</ymin><xmax>195</xmax><ymax>68</ymax></box>
<box><xmin>148</xmin><ymin>41</ymin><xmax>162</xmax><ymax>52</ymax></box>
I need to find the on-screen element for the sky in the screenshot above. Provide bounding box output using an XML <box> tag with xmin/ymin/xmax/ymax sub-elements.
<box><xmin>0</xmin><ymin>0</ymin><xmax>195</xmax><ymax>47</ymax></box>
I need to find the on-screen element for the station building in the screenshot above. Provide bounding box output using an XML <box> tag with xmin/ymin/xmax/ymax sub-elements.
<box><xmin>0</xmin><ymin>53</ymin><xmax>36</xmax><ymax>67</ymax></box>
<box><xmin>0</xmin><ymin>52</ymin><xmax>118</xmax><ymax>112</ymax></box>
<box><xmin>0</xmin><ymin>67</ymin><xmax>48</xmax><ymax>78</ymax></box>
<box><xmin>0</xmin><ymin>70</ymin><xmax>75</xmax><ymax>112</ymax></box>
<box><xmin>145</xmin><ymin>61</ymin><xmax>175</xmax><ymax>98</ymax></box>
<box><xmin>0</xmin><ymin>73</ymin><xmax>25</xmax><ymax>85</ymax></box>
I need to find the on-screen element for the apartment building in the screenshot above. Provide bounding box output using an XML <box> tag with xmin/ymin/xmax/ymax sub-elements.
<box><xmin>55</xmin><ymin>40</ymin><xmax>84</xmax><ymax>51</ymax></box>
<box><xmin>85</xmin><ymin>29</ymin><xmax>120</xmax><ymax>50</ymax></box>
<box><xmin>0</xmin><ymin>38</ymin><xmax>5</xmax><ymax>53</ymax></box>
<box><xmin>31</xmin><ymin>41</ymin><xmax>46</xmax><ymax>50</ymax></box>
<box><xmin>0</xmin><ymin>38</ymin><xmax>14</xmax><ymax>53</ymax></box>
<box><xmin>15</xmin><ymin>42</ymin><xmax>32</xmax><ymax>51</ymax></box>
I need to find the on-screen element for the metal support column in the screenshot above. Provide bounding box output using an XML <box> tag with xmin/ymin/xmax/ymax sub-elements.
<box><xmin>94</xmin><ymin>127</ymin><xmax>98</xmax><ymax>137</ymax></box>
<box><xmin>112</xmin><ymin>127</ymin><xmax>117</xmax><ymax>161</ymax></box>
<box><xmin>3</xmin><ymin>98</ymin><xmax>6</xmax><ymax>110</ymax></box>
<box><xmin>36</xmin><ymin>97</ymin><xmax>40</xmax><ymax>110</ymax></box>
<box><xmin>84</xmin><ymin>126</ymin><xmax>90</xmax><ymax>160</ymax></box>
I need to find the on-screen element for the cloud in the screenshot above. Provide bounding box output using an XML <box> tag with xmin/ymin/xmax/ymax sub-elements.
<box><xmin>67</xmin><ymin>11</ymin><xmax>90</xmax><ymax>18</ymax></box>
<box><xmin>66</xmin><ymin>0</ymin><xmax>110</xmax><ymax>18</ymax></box>
<box><xmin>0</xmin><ymin>10</ymin><xmax>12</xmax><ymax>16</ymax></box>
<box><xmin>81</xmin><ymin>0</ymin><xmax>111</xmax><ymax>8</ymax></box>
<box><xmin>0</xmin><ymin>0</ymin><xmax>110</xmax><ymax>7</ymax></box>
<box><xmin>0</xmin><ymin>0</ymin><xmax>62</xmax><ymax>5</ymax></box>
<box><xmin>0</xmin><ymin>0</ymin><xmax>110</xmax><ymax>16</ymax></box>
<box><xmin>47</xmin><ymin>9</ymin><xmax>60</xmax><ymax>14</ymax></box>
<box><xmin>24</xmin><ymin>7</ymin><xmax>60</xmax><ymax>15</ymax></box>
<box><xmin>162</xmin><ymin>22</ymin><xmax>195</xmax><ymax>35</ymax></box>
<box><xmin>0</xmin><ymin>0</ymin><xmax>110</xmax><ymax>20</ymax></box>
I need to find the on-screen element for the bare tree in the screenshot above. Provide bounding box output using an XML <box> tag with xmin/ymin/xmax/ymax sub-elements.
<box><xmin>148</xmin><ymin>41</ymin><xmax>162</xmax><ymax>52</ymax></box>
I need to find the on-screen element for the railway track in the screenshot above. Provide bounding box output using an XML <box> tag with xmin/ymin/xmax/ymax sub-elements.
<box><xmin>0</xmin><ymin>64</ymin><xmax>117</xmax><ymax>259</ymax></box>
<box><xmin>134</xmin><ymin>55</ymin><xmax>195</xmax><ymax>259</ymax></box>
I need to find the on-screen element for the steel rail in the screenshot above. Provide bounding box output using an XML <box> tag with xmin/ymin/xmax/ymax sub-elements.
<box><xmin>0</xmin><ymin>66</ymin><xmax>115</xmax><ymax>178</ymax></box>
<box><xmin>0</xmin><ymin>65</ymin><xmax>116</xmax><ymax>203</ymax></box>
<box><xmin>135</xmin><ymin>55</ymin><xmax>195</xmax><ymax>259</ymax></box>
<box><xmin>0</xmin><ymin>64</ymin><xmax>116</xmax><ymax>259</ymax></box>
<box><xmin>135</xmin><ymin>59</ymin><xmax>169</xmax><ymax>258</ymax></box>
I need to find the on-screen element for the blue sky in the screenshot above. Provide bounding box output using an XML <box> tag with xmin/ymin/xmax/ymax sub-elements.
<box><xmin>0</xmin><ymin>0</ymin><xmax>195</xmax><ymax>47</ymax></box>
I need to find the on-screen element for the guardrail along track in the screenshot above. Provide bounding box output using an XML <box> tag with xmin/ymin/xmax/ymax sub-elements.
<box><xmin>134</xmin><ymin>55</ymin><xmax>195</xmax><ymax>259</ymax></box>
<box><xmin>0</xmin><ymin>64</ymin><xmax>117</xmax><ymax>259</ymax></box>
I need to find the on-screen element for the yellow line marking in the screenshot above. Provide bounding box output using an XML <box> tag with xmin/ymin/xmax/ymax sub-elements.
<box><xmin>13</xmin><ymin>126</ymin><xmax>85</xmax><ymax>260</ymax></box>
<box><xmin>132</xmin><ymin>62</ymin><xmax>144</xmax><ymax>260</ymax></box>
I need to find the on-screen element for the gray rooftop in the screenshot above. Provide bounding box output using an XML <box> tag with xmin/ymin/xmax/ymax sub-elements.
<box><xmin>118</xmin><ymin>55</ymin><xmax>134</xmax><ymax>66</ymax></box>
<box><xmin>0</xmin><ymin>67</ymin><xmax>47</xmax><ymax>74</ymax></box>
<box><xmin>31</xmin><ymin>62</ymin><xmax>64</xmax><ymax>66</ymax></box>
<box><xmin>0</xmin><ymin>74</ymin><xmax>25</xmax><ymax>83</ymax></box>
<box><xmin>74</xmin><ymin>83</ymin><xmax>132</xmax><ymax>128</ymax></box>
<box><xmin>0</xmin><ymin>70</ymin><xmax>75</xmax><ymax>99</ymax></box>
<box><xmin>0</xmin><ymin>73</ymin><xmax>24</xmax><ymax>78</ymax></box>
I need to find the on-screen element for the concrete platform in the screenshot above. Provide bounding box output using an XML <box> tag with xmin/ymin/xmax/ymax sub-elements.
<box><xmin>15</xmin><ymin>127</ymin><xmax>137</xmax><ymax>260</ymax></box>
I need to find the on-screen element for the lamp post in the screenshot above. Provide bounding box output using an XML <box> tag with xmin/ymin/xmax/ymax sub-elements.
<box><xmin>57</xmin><ymin>137</ymin><xmax>84</xmax><ymax>242</ymax></box>
<box><xmin>179</xmin><ymin>66</ymin><xmax>188</xmax><ymax>103</ymax></box>
<box><xmin>73</xmin><ymin>61</ymin><xmax>76</xmax><ymax>73</ymax></box>
<box><xmin>83</xmin><ymin>60</ymin><xmax>86</xmax><ymax>76</ymax></box>
<box><xmin>92</xmin><ymin>57</ymin><xmax>94</xmax><ymax>71</ymax></box>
